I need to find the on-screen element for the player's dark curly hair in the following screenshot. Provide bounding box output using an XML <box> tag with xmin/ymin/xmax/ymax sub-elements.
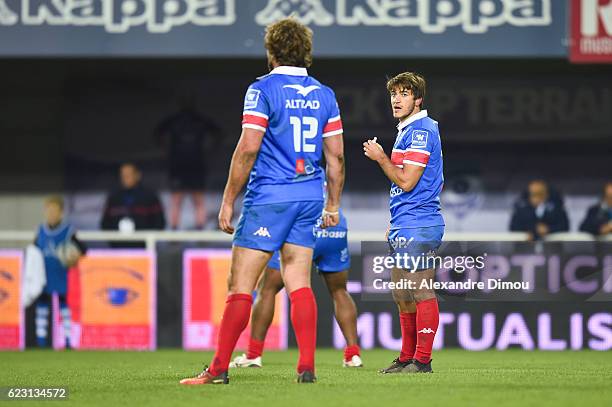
<box><xmin>386</xmin><ymin>72</ymin><xmax>426</xmax><ymax>106</ymax></box>
<box><xmin>265</xmin><ymin>17</ymin><xmax>313</xmax><ymax>68</ymax></box>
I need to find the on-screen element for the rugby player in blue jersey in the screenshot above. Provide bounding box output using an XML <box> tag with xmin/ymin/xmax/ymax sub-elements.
<box><xmin>180</xmin><ymin>17</ymin><xmax>345</xmax><ymax>385</ymax></box>
<box><xmin>230</xmin><ymin>209</ymin><xmax>362</xmax><ymax>369</ymax></box>
<box><xmin>364</xmin><ymin>72</ymin><xmax>444</xmax><ymax>374</ymax></box>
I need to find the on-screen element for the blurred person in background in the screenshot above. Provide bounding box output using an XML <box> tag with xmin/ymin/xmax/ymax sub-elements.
<box><xmin>510</xmin><ymin>179</ymin><xmax>569</xmax><ymax>240</ymax></box>
<box><xmin>100</xmin><ymin>163</ymin><xmax>166</xmax><ymax>247</ymax></box>
<box><xmin>155</xmin><ymin>93</ymin><xmax>221</xmax><ymax>230</ymax></box>
<box><xmin>580</xmin><ymin>182</ymin><xmax>612</xmax><ymax>236</ymax></box>
<box><xmin>33</xmin><ymin>196</ymin><xmax>86</xmax><ymax>348</ymax></box>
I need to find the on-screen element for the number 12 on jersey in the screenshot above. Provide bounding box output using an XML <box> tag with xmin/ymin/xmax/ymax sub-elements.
<box><xmin>290</xmin><ymin>116</ymin><xmax>318</xmax><ymax>153</ymax></box>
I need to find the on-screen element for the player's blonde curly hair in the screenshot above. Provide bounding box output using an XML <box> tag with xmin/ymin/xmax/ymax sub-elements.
<box><xmin>44</xmin><ymin>195</ymin><xmax>64</xmax><ymax>210</ymax></box>
<box><xmin>387</xmin><ymin>72</ymin><xmax>427</xmax><ymax>105</ymax></box>
<box><xmin>265</xmin><ymin>17</ymin><xmax>313</xmax><ymax>68</ymax></box>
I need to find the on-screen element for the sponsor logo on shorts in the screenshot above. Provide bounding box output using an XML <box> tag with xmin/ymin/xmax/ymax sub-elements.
<box><xmin>315</xmin><ymin>229</ymin><xmax>347</xmax><ymax>239</ymax></box>
<box><xmin>418</xmin><ymin>328</ymin><xmax>436</xmax><ymax>334</ymax></box>
<box><xmin>253</xmin><ymin>227</ymin><xmax>271</xmax><ymax>238</ymax></box>
<box><xmin>389</xmin><ymin>236</ymin><xmax>414</xmax><ymax>250</ymax></box>
<box><xmin>340</xmin><ymin>248</ymin><xmax>349</xmax><ymax>263</ymax></box>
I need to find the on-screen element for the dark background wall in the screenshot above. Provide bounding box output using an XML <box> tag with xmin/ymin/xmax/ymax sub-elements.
<box><xmin>1</xmin><ymin>58</ymin><xmax>611</xmax><ymax>194</ymax></box>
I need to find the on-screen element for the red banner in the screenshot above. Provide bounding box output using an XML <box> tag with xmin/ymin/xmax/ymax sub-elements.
<box><xmin>570</xmin><ymin>0</ymin><xmax>612</xmax><ymax>63</ymax></box>
<box><xmin>183</xmin><ymin>249</ymin><xmax>287</xmax><ymax>351</ymax></box>
<box><xmin>0</xmin><ymin>251</ymin><xmax>24</xmax><ymax>350</ymax></box>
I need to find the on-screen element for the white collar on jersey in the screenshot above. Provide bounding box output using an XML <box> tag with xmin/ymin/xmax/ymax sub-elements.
<box><xmin>269</xmin><ymin>66</ymin><xmax>308</xmax><ymax>76</ymax></box>
<box><xmin>396</xmin><ymin>109</ymin><xmax>428</xmax><ymax>131</ymax></box>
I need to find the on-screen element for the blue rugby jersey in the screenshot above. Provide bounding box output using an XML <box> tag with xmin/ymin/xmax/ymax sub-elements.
<box><xmin>34</xmin><ymin>222</ymin><xmax>75</xmax><ymax>295</ymax></box>
<box><xmin>389</xmin><ymin>110</ymin><xmax>445</xmax><ymax>229</ymax></box>
<box><xmin>241</xmin><ymin>66</ymin><xmax>343</xmax><ymax>206</ymax></box>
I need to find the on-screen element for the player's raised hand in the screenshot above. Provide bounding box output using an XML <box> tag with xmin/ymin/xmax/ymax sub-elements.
<box><xmin>363</xmin><ymin>137</ymin><xmax>385</xmax><ymax>162</ymax></box>
<box><xmin>218</xmin><ymin>202</ymin><xmax>235</xmax><ymax>234</ymax></box>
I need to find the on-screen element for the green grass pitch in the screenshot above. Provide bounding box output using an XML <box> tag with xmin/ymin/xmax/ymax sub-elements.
<box><xmin>1</xmin><ymin>349</ymin><xmax>611</xmax><ymax>406</ymax></box>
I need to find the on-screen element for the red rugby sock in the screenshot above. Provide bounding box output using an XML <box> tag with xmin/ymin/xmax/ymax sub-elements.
<box><xmin>208</xmin><ymin>294</ymin><xmax>252</xmax><ymax>376</ymax></box>
<box><xmin>344</xmin><ymin>344</ymin><xmax>361</xmax><ymax>361</ymax></box>
<box><xmin>399</xmin><ymin>311</ymin><xmax>417</xmax><ymax>362</ymax></box>
<box><xmin>290</xmin><ymin>287</ymin><xmax>317</xmax><ymax>373</ymax></box>
<box><xmin>247</xmin><ymin>338</ymin><xmax>265</xmax><ymax>360</ymax></box>
<box><xmin>414</xmin><ymin>298</ymin><xmax>439</xmax><ymax>364</ymax></box>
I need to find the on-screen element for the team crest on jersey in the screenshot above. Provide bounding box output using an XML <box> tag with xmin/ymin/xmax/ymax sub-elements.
<box><xmin>411</xmin><ymin>130</ymin><xmax>428</xmax><ymax>148</ymax></box>
<box><xmin>244</xmin><ymin>88</ymin><xmax>261</xmax><ymax>110</ymax></box>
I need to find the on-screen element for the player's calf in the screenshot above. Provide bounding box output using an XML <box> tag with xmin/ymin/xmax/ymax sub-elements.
<box><xmin>323</xmin><ymin>271</ymin><xmax>362</xmax><ymax>367</ymax></box>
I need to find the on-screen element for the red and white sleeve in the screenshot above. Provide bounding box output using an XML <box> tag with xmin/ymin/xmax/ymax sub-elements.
<box><xmin>322</xmin><ymin>115</ymin><xmax>343</xmax><ymax>138</ymax></box>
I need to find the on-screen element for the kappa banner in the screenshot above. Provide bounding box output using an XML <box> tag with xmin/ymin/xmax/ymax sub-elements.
<box><xmin>570</xmin><ymin>0</ymin><xmax>612</xmax><ymax>62</ymax></box>
<box><xmin>0</xmin><ymin>0</ymin><xmax>553</xmax><ymax>33</ymax></box>
<box><xmin>183</xmin><ymin>249</ymin><xmax>288</xmax><ymax>350</ymax></box>
<box><xmin>0</xmin><ymin>251</ymin><xmax>24</xmax><ymax>350</ymax></box>
<box><xmin>0</xmin><ymin>0</ymin><xmax>566</xmax><ymax>57</ymax></box>
<box><xmin>76</xmin><ymin>250</ymin><xmax>156</xmax><ymax>350</ymax></box>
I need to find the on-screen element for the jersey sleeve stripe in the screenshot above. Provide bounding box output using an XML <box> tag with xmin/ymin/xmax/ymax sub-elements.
<box><xmin>323</xmin><ymin>118</ymin><xmax>343</xmax><ymax>134</ymax></box>
<box><xmin>242</xmin><ymin>123</ymin><xmax>267</xmax><ymax>133</ymax></box>
<box><xmin>323</xmin><ymin>129</ymin><xmax>343</xmax><ymax>138</ymax></box>
<box><xmin>390</xmin><ymin>151</ymin><xmax>404</xmax><ymax>165</ymax></box>
<box><xmin>406</xmin><ymin>148</ymin><xmax>430</xmax><ymax>156</ymax></box>
<box><xmin>242</xmin><ymin>114</ymin><xmax>269</xmax><ymax>128</ymax></box>
<box><xmin>403</xmin><ymin>159</ymin><xmax>427</xmax><ymax>168</ymax></box>
<box><xmin>327</xmin><ymin>115</ymin><xmax>341</xmax><ymax>123</ymax></box>
<box><xmin>243</xmin><ymin>111</ymin><xmax>269</xmax><ymax>120</ymax></box>
<box><xmin>403</xmin><ymin>151</ymin><xmax>430</xmax><ymax>165</ymax></box>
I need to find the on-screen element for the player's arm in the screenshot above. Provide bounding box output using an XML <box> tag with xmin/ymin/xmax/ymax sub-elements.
<box><xmin>323</xmin><ymin>133</ymin><xmax>345</xmax><ymax>227</ymax></box>
<box><xmin>219</xmin><ymin>128</ymin><xmax>264</xmax><ymax>234</ymax></box>
<box><xmin>219</xmin><ymin>85</ymin><xmax>269</xmax><ymax>234</ymax></box>
<box><xmin>363</xmin><ymin>139</ymin><xmax>424</xmax><ymax>192</ymax></box>
<box><xmin>322</xmin><ymin>102</ymin><xmax>345</xmax><ymax>228</ymax></box>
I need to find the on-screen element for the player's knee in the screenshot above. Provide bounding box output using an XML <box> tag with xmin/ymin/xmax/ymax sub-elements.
<box><xmin>392</xmin><ymin>288</ymin><xmax>413</xmax><ymax>303</ymax></box>
<box><xmin>395</xmin><ymin>300</ymin><xmax>416</xmax><ymax>313</ymax></box>
<box><xmin>326</xmin><ymin>277</ymin><xmax>346</xmax><ymax>293</ymax></box>
<box><xmin>329</xmin><ymin>286</ymin><xmax>349</xmax><ymax>302</ymax></box>
<box><xmin>259</xmin><ymin>284</ymin><xmax>281</xmax><ymax>300</ymax></box>
<box><xmin>412</xmin><ymin>289</ymin><xmax>435</xmax><ymax>303</ymax></box>
<box><xmin>261</xmin><ymin>273</ymin><xmax>283</xmax><ymax>292</ymax></box>
<box><xmin>227</xmin><ymin>277</ymin><xmax>249</xmax><ymax>294</ymax></box>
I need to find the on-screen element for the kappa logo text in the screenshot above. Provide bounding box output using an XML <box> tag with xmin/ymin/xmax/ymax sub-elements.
<box><xmin>418</xmin><ymin>328</ymin><xmax>436</xmax><ymax>334</ymax></box>
<box><xmin>253</xmin><ymin>227</ymin><xmax>271</xmax><ymax>238</ymax></box>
